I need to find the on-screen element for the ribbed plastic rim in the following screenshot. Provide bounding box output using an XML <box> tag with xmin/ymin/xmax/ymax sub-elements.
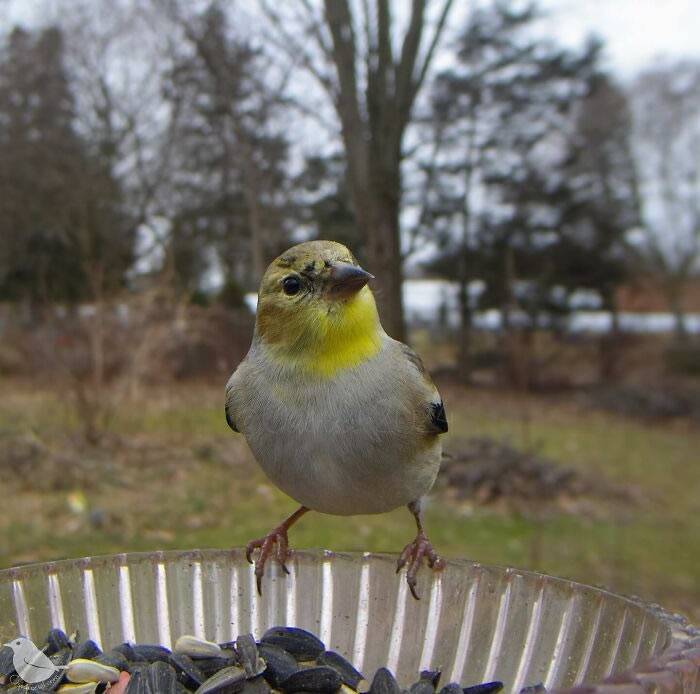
<box><xmin>0</xmin><ymin>549</ymin><xmax>698</xmax><ymax>694</ymax></box>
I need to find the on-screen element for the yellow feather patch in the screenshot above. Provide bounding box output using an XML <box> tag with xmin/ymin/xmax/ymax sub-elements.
<box><xmin>258</xmin><ymin>286</ymin><xmax>382</xmax><ymax>378</ymax></box>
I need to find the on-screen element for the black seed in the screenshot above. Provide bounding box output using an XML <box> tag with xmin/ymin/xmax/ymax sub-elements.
<box><xmin>169</xmin><ymin>652</ymin><xmax>207</xmax><ymax>689</ymax></box>
<box><xmin>50</xmin><ymin>647</ymin><xmax>71</xmax><ymax>666</ymax></box>
<box><xmin>261</xmin><ymin>627</ymin><xmax>325</xmax><ymax>662</ymax></box>
<box><xmin>196</xmin><ymin>655</ymin><xmax>236</xmax><ymax>678</ymax></box>
<box><xmin>258</xmin><ymin>643</ymin><xmax>299</xmax><ymax>689</ymax></box>
<box><xmin>281</xmin><ymin>666</ymin><xmax>342</xmax><ymax>693</ymax></box>
<box><xmin>316</xmin><ymin>651</ymin><xmax>365</xmax><ymax>689</ymax></box>
<box><xmin>145</xmin><ymin>660</ymin><xmax>179</xmax><ymax>692</ymax></box>
<box><xmin>125</xmin><ymin>669</ymin><xmax>145</xmax><ymax>694</ymax></box>
<box><xmin>519</xmin><ymin>685</ymin><xmax>546</xmax><ymax>694</ymax></box>
<box><xmin>409</xmin><ymin>680</ymin><xmax>435</xmax><ymax>694</ymax></box>
<box><xmin>132</xmin><ymin>644</ymin><xmax>173</xmax><ymax>663</ymax></box>
<box><xmin>438</xmin><ymin>684</ymin><xmax>462</xmax><ymax>694</ymax></box>
<box><xmin>462</xmin><ymin>683</ymin><xmax>503</xmax><ymax>694</ymax></box>
<box><xmin>420</xmin><ymin>672</ymin><xmax>441</xmax><ymax>689</ymax></box>
<box><xmin>195</xmin><ymin>665</ymin><xmax>247</xmax><ymax>694</ymax></box>
<box><xmin>72</xmin><ymin>638</ymin><xmax>102</xmax><ymax>660</ymax></box>
<box><xmin>242</xmin><ymin>675</ymin><xmax>273</xmax><ymax>694</ymax></box>
<box><xmin>127</xmin><ymin>661</ymin><xmax>151</xmax><ymax>676</ymax></box>
<box><xmin>236</xmin><ymin>634</ymin><xmax>263</xmax><ymax>678</ymax></box>
<box><xmin>369</xmin><ymin>668</ymin><xmax>401</xmax><ymax>694</ymax></box>
<box><xmin>95</xmin><ymin>650</ymin><xmax>130</xmax><ymax>671</ymax></box>
<box><xmin>0</xmin><ymin>644</ymin><xmax>16</xmax><ymax>682</ymax></box>
<box><xmin>113</xmin><ymin>643</ymin><xmax>142</xmax><ymax>662</ymax></box>
<box><xmin>45</xmin><ymin>628</ymin><xmax>71</xmax><ymax>655</ymax></box>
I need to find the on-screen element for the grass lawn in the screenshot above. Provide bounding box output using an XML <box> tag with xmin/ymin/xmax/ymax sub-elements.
<box><xmin>1</xmin><ymin>381</ymin><xmax>698</xmax><ymax>624</ymax></box>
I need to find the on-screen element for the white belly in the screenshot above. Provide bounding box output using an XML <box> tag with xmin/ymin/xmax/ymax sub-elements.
<box><xmin>237</xmin><ymin>355</ymin><xmax>441</xmax><ymax>515</ymax></box>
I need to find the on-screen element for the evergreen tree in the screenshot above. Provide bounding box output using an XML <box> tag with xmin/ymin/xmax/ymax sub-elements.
<box><xmin>0</xmin><ymin>25</ymin><xmax>134</xmax><ymax>306</ymax></box>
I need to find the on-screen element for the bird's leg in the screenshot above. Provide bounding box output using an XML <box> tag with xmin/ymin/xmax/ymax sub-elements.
<box><xmin>245</xmin><ymin>506</ymin><xmax>309</xmax><ymax>595</ymax></box>
<box><xmin>396</xmin><ymin>500</ymin><xmax>446</xmax><ymax>600</ymax></box>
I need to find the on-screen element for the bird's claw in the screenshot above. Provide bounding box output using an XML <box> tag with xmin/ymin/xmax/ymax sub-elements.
<box><xmin>396</xmin><ymin>531</ymin><xmax>446</xmax><ymax>600</ymax></box>
<box><xmin>245</xmin><ymin>526</ymin><xmax>292</xmax><ymax>595</ymax></box>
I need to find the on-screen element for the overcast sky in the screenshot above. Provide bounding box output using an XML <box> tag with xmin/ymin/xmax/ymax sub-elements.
<box><xmin>536</xmin><ymin>0</ymin><xmax>700</xmax><ymax>77</ymax></box>
<box><xmin>2</xmin><ymin>0</ymin><xmax>700</xmax><ymax>79</ymax></box>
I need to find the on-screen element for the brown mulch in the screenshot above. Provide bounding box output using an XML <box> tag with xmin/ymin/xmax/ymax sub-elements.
<box><xmin>439</xmin><ymin>436</ymin><xmax>646</xmax><ymax>518</ymax></box>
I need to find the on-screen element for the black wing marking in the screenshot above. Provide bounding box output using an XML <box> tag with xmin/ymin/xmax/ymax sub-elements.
<box><xmin>225</xmin><ymin>405</ymin><xmax>239</xmax><ymax>432</ymax></box>
<box><xmin>430</xmin><ymin>401</ymin><xmax>448</xmax><ymax>434</ymax></box>
<box><xmin>400</xmin><ymin>342</ymin><xmax>430</xmax><ymax>378</ymax></box>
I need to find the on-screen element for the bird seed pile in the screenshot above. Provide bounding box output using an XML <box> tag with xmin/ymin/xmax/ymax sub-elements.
<box><xmin>0</xmin><ymin>625</ymin><xmax>547</xmax><ymax>694</ymax></box>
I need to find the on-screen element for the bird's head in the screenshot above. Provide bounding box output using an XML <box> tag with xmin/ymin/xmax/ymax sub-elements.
<box><xmin>4</xmin><ymin>637</ymin><xmax>33</xmax><ymax>653</ymax></box>
<box><xmin>255</xmin><ymin>240</ymin><xmax>381</xmax><ymax>377</ymax></box>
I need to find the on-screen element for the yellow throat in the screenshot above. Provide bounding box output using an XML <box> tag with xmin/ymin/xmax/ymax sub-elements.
<box><xmin>257</xmin><ymin>285</ymin><xmax>382</xmax><ymax>378</ymax></box>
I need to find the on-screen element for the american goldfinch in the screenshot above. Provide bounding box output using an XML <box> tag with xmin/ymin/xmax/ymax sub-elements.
<box><xmin>225</xmin><ymin>240</ymin><xmax>448</xmax><ymax>599</ymax></box>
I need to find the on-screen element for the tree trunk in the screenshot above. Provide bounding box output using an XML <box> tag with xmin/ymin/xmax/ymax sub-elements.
<box><xmin>666</xmin><ymin>279</ymin><xmax>688</xmax><ymax>342</ymax></box>
<box><xmin>321</xmin><ymin>0</ymin><xmax>453</xmax><ymax>345</ymax></box>
<box><xmin>457</xmin><ymin>278</ymin><xmax>472</xmax><ymax>382</ymax></box>
<box><xmin>599</xmin><ymin>285</ymin><xmax>621</xmax><ymax>382</ymax></box>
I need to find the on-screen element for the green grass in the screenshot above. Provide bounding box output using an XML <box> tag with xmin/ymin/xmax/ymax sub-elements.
<box><xmin>0</xmin><ymin>383</ymin><xmax>698</xmax><ymax>623</ymax></box>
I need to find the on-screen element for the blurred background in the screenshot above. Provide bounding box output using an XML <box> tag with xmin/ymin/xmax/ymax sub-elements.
<box><xmin>0</xmin><ymin>0</ymin><xmax>698</xmax><ymax>623</ymax></box>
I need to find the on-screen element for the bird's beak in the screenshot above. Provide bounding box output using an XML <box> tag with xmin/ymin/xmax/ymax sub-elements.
<box><xmin>324</xmin><ymin>262</ymin><xmax>374</xmax><ymax>301</ymax></box>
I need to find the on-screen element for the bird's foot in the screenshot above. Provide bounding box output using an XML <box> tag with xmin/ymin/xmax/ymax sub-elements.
<box><xmin>396</xmin><ymin>531</ymin><xmax>446</xmax><ymax>600</ymax></box>
<box><xmin>245</xmin><ymin>525</ymin><xmax>292</xmax><ymax>595</ymax></box>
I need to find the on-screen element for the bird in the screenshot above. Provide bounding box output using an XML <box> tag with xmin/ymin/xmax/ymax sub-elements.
<box><xmin>225</xmin><ymin>240</ymin><xmax>448</xmax><ymax>599</ymax></box>
<box><xmin>3</xmin><ymin>636</ymin><xmax>68</xmax><ymax>685</ymax></box>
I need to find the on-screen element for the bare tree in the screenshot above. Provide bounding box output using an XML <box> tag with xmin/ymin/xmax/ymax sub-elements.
<box><xmin>629</xmin><ymin>60</ymin><xmax>700</xmax><ymax>340</ymax></box>
<box><xmin>263</xmin><ymin>0</ymin><xmax>454</xmax><ymax>340</ymax></box>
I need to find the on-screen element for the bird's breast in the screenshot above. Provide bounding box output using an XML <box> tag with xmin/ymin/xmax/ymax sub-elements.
<box><xmin>237</xmin><ymin>348</ymin><xmax>440</xmax><ymax>515</ymax></box>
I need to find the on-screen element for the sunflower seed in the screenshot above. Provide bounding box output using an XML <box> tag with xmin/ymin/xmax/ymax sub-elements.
<box><xmin>112</xmin><ymin>643</ymin><xmax>141</xmax><ymax>662</ymax></box>
<box><xmin>316</xmin><ymin>651</ymin><xmax>365</xmax><ymax>690</ymax></box>
<box><xmin>94</xmin><ymin>650</ymin><xmax>129</xmax><ymax>671</ymax></box>
<box><xmin>126</xmin><ymin>662</ymin><xmax>150</xmax><ymax>676</ymax></box>
<box><xmin>125</xmin><ymin>669</ymin><xmax>144</xmax><ymax>694</ymax></box>
<box><xmin>235</xmin><ymin>634</ymin><xmax>265</xmax><ymax>678</ymax></box>
<box><xmin>462</xmin><ymin>683</ymin><xmax>503</xmax><ymax>694</ymax></box>
<box><xmin>131</xmin><ymin>644</ymin><xmax>172</xmax><ymax>663</ymax></box>
<box><xmin>196</xmin><ymin>655</ymin><xmax>237</xmax><ymax>677</ymax></box>
<box><xmin>420</xmin><ymin>672</ymin><xmax>441</xmax><ymax>689</ymax></box>
<box><xmin>519</xmin><ymin>685</ymin><xmax>545</xmax><ymax>694</ymax></box>
<box><xmin>145</xmin><ymin>660</ymin><xmax>180</xmax><ymax>692</ymax></box>
<box><xmin>409</xmin><ymin>680</ymin><xmax>436</xmax><ymax>694</ymax></box>
<box><xmin>66</xmin><ymin>659</ymin><xmax>120</xmax><ymax>684</ymax></box>
<box><xmin>51</xmin><ymin>647</ymin><xmax>72</xmax><ymax>667</ymax></box>
<box><xmin>46</xmin><ymin>629</ymin><xmax>72</xmax><ymax>656</ymax></box>
<box><xmin>169</xmin><ymin>652</ymin><xmax>207</xmax><ymax>689</ymax></box>
<box><xmin>241</xmin><ymin>675</ymin><xmax>272</xmax><ymax>694</ymax></box>
<box><xmin>0</xmin><ymin>644</ymin><xmax>15</xmax><ymax>682</ymax></box>
<box><xmin>437</xmin><ymin>684</ymin><xmax>462</xmax><ymax>694</ymax></box>
<box><xmin>281</xmin><ymin>665</ymin><xmax>342</xmax><ymax>693</ymax></box>
<box><xmin>369</xmin><ymin>668</ymin><xmax>400</xmax><ymax>694</ymax></box>
<box><xmin>258</xmin><ymin>643</ymin><xmax>299</xmax><ymax>689</ymax></box>
<box><xmin>261</xmin><ymin>627</ymin><xmax>324</xmax><ymax>662</ymax></box>
<box><xmin>194</xmin><ymin>664</ymin><xmax>247</xmax><ymax>694</ymax></box>
<box><xmin>71</xmin><ymin>640</ymin><xmax>102</xmax><ymax>661</ymax></box>
<box><xmin>174</xmin><ymin>635</ymin><xmax>223</xmax><ymax>659</ymax></box>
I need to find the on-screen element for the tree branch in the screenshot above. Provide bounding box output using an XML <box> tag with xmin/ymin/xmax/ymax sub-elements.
<box><xmin>413</xmin><ymin>0</ymin><xmax>455</xmax><ymax>102</ymax></box>
<box><xmin>261</xmin><ymin>1</ymin><xmax>338</xmax><ymax>100</ymax></box>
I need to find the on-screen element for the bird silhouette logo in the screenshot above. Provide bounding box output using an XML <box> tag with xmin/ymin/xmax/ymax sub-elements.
<box><xmin>3</xmin><ymin>636</ymin><xmax>68</xmax><ymax>685</ymax></box>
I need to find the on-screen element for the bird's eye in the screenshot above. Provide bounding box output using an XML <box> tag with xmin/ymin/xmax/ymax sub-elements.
<box><xmin>282</xmin><ymin>276</ymin><xmax>301</xmax><ymax>296</ymax></box>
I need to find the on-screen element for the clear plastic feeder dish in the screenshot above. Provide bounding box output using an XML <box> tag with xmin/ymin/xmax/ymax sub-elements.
<box><xmin>0</xmin><ymin>549</ymin><xmax>698</xmax><ymax>693</ymax></box>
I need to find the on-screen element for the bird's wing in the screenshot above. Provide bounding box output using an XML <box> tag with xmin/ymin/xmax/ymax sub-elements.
<box><xmin>224</xmin><ymin>361</ymin><xmax>246</xmax><ymax>433</ymax></box>
<box><xmin>398</xmin><ymin>343</ymin><xmax>448</xmax><ymax>435</ymax></box>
